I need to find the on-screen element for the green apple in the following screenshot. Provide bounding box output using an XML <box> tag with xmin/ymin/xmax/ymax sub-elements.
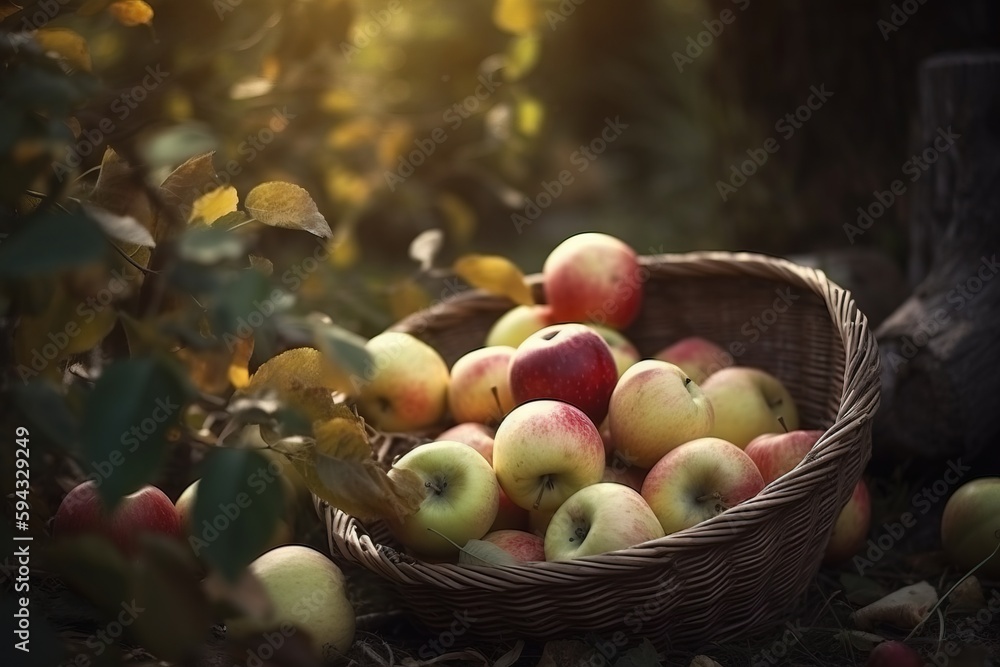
<box><xmin>641</xmin><ymin>437</ymin><xmax>764</xmax><ymax>535</ymax></box>
<box><xmin>356</xmin><ymin>332</ymin><xmax>450</xmax><ymax>432</ymax></box>
<box><xmin>492</xmin><ymin>400</ymin><xmax>605</xmax><ymax>512</ymax></box>
<box><xmin>941</xmin><ymin>478</ymin><xmax>1000</xmax><ymax>577</ymax></box>
<box><xmin>544</xmin><ymin>483</ymin><xmax>664</xmax><ymax>561</ymax></box>
<box><xmin>485</xmin><ymin>304</ymin><xmax>552</xmax><ymax>348</ymax></box>
<box><xmin>608</xmin><ymin>360</ymin><xmax>715</xmax><ymax>468</ymax></box>
<box><xmin>588</xmin><ymin>324</ymin><xmax>640</xmax><ymax>377</ymax></box>
<box><xmin>386</xmin><ymin>441</ymin><xmax>499</xmax><ymax>557</ymax></box>
<box><xmin>226</xmin><ymin>545</ymin><xmax>355</xmax><ymax>658</ymax></box>
<box><xmin>447</xmin><ymin>346</ymin><xmax>516</xmax><ymax>425</ymax></box>
<box><xmin>701</xmin><ymin>367</ymin><xmax>799</xmax><ymax>448</ymax></box>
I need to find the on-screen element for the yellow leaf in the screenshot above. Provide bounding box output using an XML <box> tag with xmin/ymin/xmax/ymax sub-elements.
<box><xmin>387</xmin><ymin>279</ymin><xmax>431</xmax><ymax>320</ymax></box>
<box><xmin>493</xmin><ymin>0</ymin><xmax>540</xmax><ymax>35</ymax></box>
<box><xmin>107</xmin><ymin>0</ymin><xmax>153</xmax><ymax>26</ymax></box>
<box><xmin>504</xmin><ymin>34</ymin><xmax>540</xmax><ymax>82</ymax></box>
<box><xmin>453</xmin><ymin>254</ymin><xmax>535</xmax><ymax>306</ymax></box>
<box><xmin>271</xmin><ymin>408</ymin><xmax>425</xmax><ymax>521</ymax></box>
<box><xmin>517</xmin><ymin>95</ymin><xmax>545</xmax><ymax>137</ymax></box>
<box><xmin>319</xmin><ymin>89</ymin><xmax>357</xmax><ymax>114</ymax></box>
<box><xmin>244</xmin><ymin>182</ymin><xmax>332</xmax><ymax>238</ymax></box>
<box><xmin>437</xmin><ymin>194</ymin><xmax>476</xmax><ymax>245</ymax></box>
<box><xmin>377</xmin><ymin>120</ymin><xmax>413</xmax><ymax>170</ymax></box>
<box><xmin>323</xmin><ymin>167</ymin><xmax>370</xmax><ymax>205</ymax></box>
<box><xmin>228</xmin><ymin>336</ymin><xmax>254</xmax><ymax>389</ymax></box>
<box><xmin>34</xmin><ymin>29</ymin><xmax>92</xmax><ymax>72</ymax></box>
<box><xmin>326</xmin><ymin>118</ymin><xmax>379</xmax><ymax>150</ymax></box>
<box><xmin>188</xmin><ymin>186</ymin><xmax>239</xmax><ymax>224</ymax></box>
<box><xmin>246</xmin><ymin>348</ymin><xmax>353</xmax><ymax>414</ymax></box>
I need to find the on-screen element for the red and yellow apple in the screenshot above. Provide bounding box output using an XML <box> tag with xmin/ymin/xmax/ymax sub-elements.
<box><xmin>589</xmin><ymin>325</ymin><xmax>640</xmax><ymax>377</ymax></box>
<box><xmin>437</xmin><ymin>422</ymin><xmax>496</xmax><ymax>464</ymax></box>
<box><xmin>608</xmin><ymin>360</ymin><xmax>715</xmax><ymax>468</ymax></box>
<box><xmin>542</xmin><ymin>232</ymin><xmax>644</xmax><ymax>329</ymax></box>
<box><xmin>941</xmin><ymin>478</ymin><xmax>1000</xmax><ymax>577</ymax></box>
<box><xmin>356</xmin><ymin>332</ymin><xmax>450</xmax><ymax>432</ymax></box>
<box><xmin>641</xmin><ymin>437</ymin><xmax>764</xmax><ymax>535</ymax></box>
<box><xmin>447</xmin><ymin>346</ymin><xmax>516</xmax><ymax>425</ymax></box>
<box><xmin>492</xmin><ymin>400</ymin><xmax>605</xmax><ymax>512</ymax></box>
<box><xmin>481</xmin><ymin>529</ymin><xmax>545</xmax><ymax>562</ymax></box>
<box><xmin>485</xmin><ymin>304</ymin><xmax>553</xmax><ymax>348</ymax></box>
<box><xmin>654</xmin><ymin>336</ymin><xmax>734</xmax><ymax>385</ymax></box>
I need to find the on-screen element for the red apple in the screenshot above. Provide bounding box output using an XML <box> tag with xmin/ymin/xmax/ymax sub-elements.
<box><xmin>866</xmin><ymin>640</ymin><xmax>923</xmax><ymax>667</ymax></box>
<box><xmin>744</xmin><ymin>429</ymin><xmax>824</xmax><ymax>484</ymax></box>
<box><xmin>542</xmin><ymin>232</ymin><xmax>643</xmax><ymax>329</ymax></box>
<box><xmin>654</xmin><ymin>336</ymin><xmax>734</xmax><ymax>384</ymax></box>
<box><xmin>438</xmin><ymin>423</ymin><xmax>496</xmax><ymax>465</ymax></box>
<box><xmin>53</xmin><ymin>481</ymin><xmax>183</xmax><ymax>554</ymax></box>
<box><xmin>447</xmin><ymin>346</ymin><xmax>516</xmax><ymax>425</ymax></box>
<box><xmin>481</xmin><ymin>529</ymin><xmax>545</xmax><ymax>562</ymax></box>
<box><xmin>508</xmin><ymin>323</ymin><xmax>618</xmax><ymax>425</ymax></box>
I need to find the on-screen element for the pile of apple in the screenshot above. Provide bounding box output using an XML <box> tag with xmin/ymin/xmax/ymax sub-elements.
<box><xmin>354</xmin><ymin>233</ymin><xmax>872</xmax><ymax>564</ymax></box>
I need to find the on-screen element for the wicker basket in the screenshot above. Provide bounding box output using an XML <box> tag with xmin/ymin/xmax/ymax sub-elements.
<box><xmin>316</xmin><ymin>251</ymin><xmax>881</xmax><ymax>650</ymax></box>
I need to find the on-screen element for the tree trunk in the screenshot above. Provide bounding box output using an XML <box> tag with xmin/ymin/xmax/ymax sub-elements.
<box><xmin>873</xmin><ymin>52</ymin><xmax>1000</xmax><ymax>467</ymax></box>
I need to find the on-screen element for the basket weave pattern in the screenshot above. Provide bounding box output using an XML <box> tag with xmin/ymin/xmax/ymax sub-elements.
<box><xmin>317</xmin><ymin>251</ymin><xmax>880</xmax><ymax>649</ymax></box>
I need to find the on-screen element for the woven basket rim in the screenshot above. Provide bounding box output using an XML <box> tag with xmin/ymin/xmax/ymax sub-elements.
<box><xmin>319</xmin><ymin>249</ymin><xmax>881</xmax><ymax>573</ymax></box>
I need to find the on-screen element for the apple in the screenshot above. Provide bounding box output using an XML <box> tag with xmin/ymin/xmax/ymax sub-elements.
<box><xmin>608</xmin><ymin>360</ymin><xmax>715</xmax><ymax>468</ymax></box>
<box><xmin>941</xmin><ymin>478</ymin><xmax>1000</xmax><ymax>577</ymax></box>
<box><xmin>447</xmin><ymin>346</ymin><xmax>516</xmax><ymax>425</ymax></box>
<box><xmin>437</xmin><ymin>422</ymin><xmax>496</xmax><ymax>464</ymax></box>
<box><xmin>588</xmin><ymin>325</ymin><xmax>640</xmax><ymax>377</ymax></box>
<box><xmin>542</xmin><ymin>232</ymin><xmax>643</xmax><ymax>329</ymax></box>
<box><xmin>701</xmin><ymin>367</ymin><xmax>799</xmax><ymax>448</ymax></box>
<box><xmin>824</xmin><ymin>480</ymin><xmax>871</xmax><ymax>564</ymax></box>
<box><xmin>544</xmin><ymin>483</ymin><xmax>665</xmax><ymax>561</ymax></box>
<box><xmin>866</xmin><ymin>640</ymin><xmax>923</xmax><ymax>667</ymax></box>
<box><xmin>226</xmin><ymin>545</ymin><xmax>355</xmax><ymax>658</ymax></box>
<box><xmin>485</xmin><ymin>304</ymin><xmax>553</xmax><ymax>348</ymax></box>
<box><xmin>53</xmin><ymin>481</ymin><xmax>182</xmax><ymax>554</ymax></box>
<box><xmin>743</xmin><ymin>429</ymin><xmax>869</xmax><ymax>563</ymax></box>
<box><xmin>641</xmin><ymin>437</ymin><xmax>764</xmax><ymax>535</ymax></box>
<box><xmin>601</xmin><ymin>463</ymin><xmax>646</xmax><ymax>492</ymax></box>
<box><xmin>356</xmin><ymin>332</ymin><xmax>450</xmax><ymax>432</ymax></box>
<box><xmin>386</xmin><ymin>441</ymin><xmax>499</xmax><ymax>557</ymax></box>
<box><xmin>175</xmin><ymin>480</ymin><xmax>292</xmax><ymax>555</ymax></box>
<box><xmin>508</xmin><ymin>323</ymin><xmax>618</xmax><ymax>425</ymax></box>
<box><xmin>654</xmin><ymin>336</ymin><xmax>734</xmax><ymax>385</ymax></box>
<box><xmin>480</xmin><ymin>529</ymin><xmax>545</xmax><ymax>562</ymax></box>
<box><xmin>744</xmin><ymin>429</ymin><xmax>824</xmax><ymax>484</ymax></box>
<box><xmin>493</xmin><ymin>400</ymin><xmax>605</xmax><ymax>512</ymax></box>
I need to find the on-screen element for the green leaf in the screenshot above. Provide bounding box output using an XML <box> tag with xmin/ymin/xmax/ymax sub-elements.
<box><xmin>177</xmin><ymin>225</ymin><xmax>246</xmax><ymax>264</ymax></box>
<box><xmin>81</xmin><ymin>359</ymin><xmax>188</xmax><ymax>507</ymax></box>
<box><xmin>0</xmin><ymin>212</ymin><xmax>107</xmax><ymax>277</ymax></box>
<box><xmin>193</xmin><ymin>448</ymin><xmax>284</xmax><ymax>580</ymax></box>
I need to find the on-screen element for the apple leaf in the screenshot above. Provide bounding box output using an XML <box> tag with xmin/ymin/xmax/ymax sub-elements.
<box><xmin>453</xmin><ymin>254</ymin><xmax>534</xmax><ymax>306</ymax></box>
<box><xmin>84</xmin><ymin>204</ymin><xmax>156</xmax><ymax>247</ymax></box>
<box><xmin>388</xmin><ymin>278</ymin><xmax>432</xmax><ymax>320</ymax></box>
<box><xmin>188</xmin><ymin>186</ymin><xmax>239</xmax><ymax>225</ymax></box>
<box><xmin>11</xmin><ymin>381</ymin><xmax>80</xmax><ymax>450</ymax></box>
<box><xmin>409</xmin><ymin>228</ymin><xmax>443</xmax><ymax>271</ymax></box>
<box><xmin>227</xmin><ymin>335</ymin><xmax>254</xmax><ymax>389</ymax></box>
<box><xmin>504</xmin><ymin>34</ymin><xmax>540</xmax><ymax>82</ymax></box>
<box><xmin>0</xmin><ymin>212</ymin><xmax>108</xmax><ymax>277</ymax></box>
<box><xmin>81</xmin><ymin>358</ymin><xmax>189</xmax><ymax>508</ymax></box>
<box><xmin>244</xmin><ymin>181</ymin><xmax>332</xmax><ymax>238</ymax></box>
<box><xmin>306</xmin><ymin>314</ymin><xmax>371</xmax><ymax>388</ymax></box>
<box><xmin>850</xmin><ymin>581</ymin><xmax>938</xmax><ymax>630</ymax></box>
<box><xmin>458</xmin><ymin>540</ymin><xmax>519</xmax><ymax>567</ymax></box>
<box><xmin>244</xmin><ymin>347</ymin><xmax>351</xmax><ymax>420</ymax></box>
<box><xmin>193</xmin><ymin>448</ymin><xmax>284</xmax><ymax>580</ymax></box>
<box><xmin>270</xmin><ymin>407</ymin><xmax>425</xmax><ymax>521</ymax></box>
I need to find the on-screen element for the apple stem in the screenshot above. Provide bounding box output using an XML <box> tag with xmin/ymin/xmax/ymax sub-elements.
<box><xmin>777</xmin><ymin>415</ymin><xmax>788</xmax><ymax>433</ymax></box>
<box><xmin>533</xmin><ymin>478</ymin><xmax>550</xmax><ymax>510</ymax></box>
<box><xmin>425</xmin><ymin>481</ymin><xmax>445</xmax><ymax>495</ymax></box>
